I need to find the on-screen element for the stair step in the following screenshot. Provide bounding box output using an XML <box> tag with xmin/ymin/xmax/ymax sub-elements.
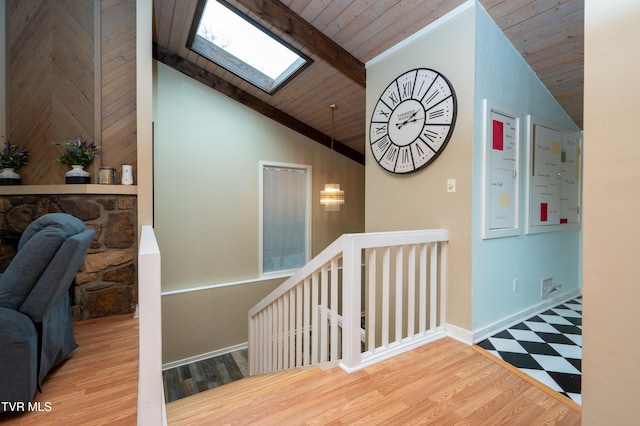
<box><xmin>166</xmin><ymin>366</ymin><xmax>327</xmax><ymax>411</ymax></box>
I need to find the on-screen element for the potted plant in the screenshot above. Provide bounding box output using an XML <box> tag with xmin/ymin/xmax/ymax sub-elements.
<box><xmin>55</xmin><ymin>137</ymin><xmax>102</xmax><ymax>184</ymax></box>
<box><xmin>0</xmin><ymin>141</ymin><xmax>30</xmax><ymax>185</ymax></box>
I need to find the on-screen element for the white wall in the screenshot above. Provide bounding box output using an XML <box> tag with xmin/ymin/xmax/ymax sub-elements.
<box><xmin>470</xmin><ymin>4</ymin><xmax>582</xmax><ymax>333</ymax></box>
<box><xmin>153</xmin><ymin>61</ymin><xmax>365</xmax><ymax>363</ymax></box>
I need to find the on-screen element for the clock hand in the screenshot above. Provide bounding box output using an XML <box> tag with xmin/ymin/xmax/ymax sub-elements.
<box><xmin>397</xmin><ymin>111</ymin><xmax>417</xmax><ymax>128</ymax></box>
<box><xmin>396</xmin><ymin>111</ymin><xmax>419</xmax><ymax>129</ymax></box>
<box><xmin>397</xmin><ymin>115</ymin><xmax>423</xmax><ymax>129</ymax></box>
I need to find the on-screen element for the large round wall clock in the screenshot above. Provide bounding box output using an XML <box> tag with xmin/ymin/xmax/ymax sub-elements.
<box><xmin>369</xmin><ymin>68</ymin><xmax>457</xmax><ymax>174</ymax></box>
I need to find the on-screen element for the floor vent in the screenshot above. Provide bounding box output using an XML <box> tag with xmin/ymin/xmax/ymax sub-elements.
<box><xmin>541</xmin><ymin>276</ymin><xmax>556</xmax><ymax>298</ymax></box>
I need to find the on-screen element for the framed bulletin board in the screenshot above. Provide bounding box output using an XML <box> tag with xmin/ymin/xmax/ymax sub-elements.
<box><xmin>525</xmin><ymin>115</ymin><xmax>582</xmax><ymax>234</ymax></box>
<box><xmin>482</xmin><ymin>100</ymin><xmax>521</xmax><ymax>239</ymax></box>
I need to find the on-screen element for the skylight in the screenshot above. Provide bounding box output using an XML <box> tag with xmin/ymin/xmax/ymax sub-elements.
<box><xmin>189</xmin><ymin>0</ymin><xmax>311</xmax><ymax>94</ymax></box>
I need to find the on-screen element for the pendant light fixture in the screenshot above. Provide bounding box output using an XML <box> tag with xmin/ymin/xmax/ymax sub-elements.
<box><xmin>320</xmin><ymin>104</ymin><xmax>345</xmax><ymax>211</ymax></box>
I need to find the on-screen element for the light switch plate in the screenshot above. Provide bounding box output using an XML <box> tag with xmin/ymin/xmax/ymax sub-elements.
<box><xmin>447</xmin><ymin>178</ymin><xmax>456</xmax><ymax>193</ymax></box>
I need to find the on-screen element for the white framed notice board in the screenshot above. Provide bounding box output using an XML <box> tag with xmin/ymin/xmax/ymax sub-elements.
<box><xmin>525</xmin><ymin>115</ymin><xmax>582</xmax><ymax>234</ymax></box>
<box><xmin>482</xmin><ymin>99</ymin><xmax>521</xmax><ymax>239</ymax></box>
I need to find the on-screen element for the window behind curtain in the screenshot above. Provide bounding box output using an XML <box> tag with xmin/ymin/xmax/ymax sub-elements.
<box><xmin>261</xmin><ymin>163</ymin><xmax>310</xmax><ymax>275</ymax></box>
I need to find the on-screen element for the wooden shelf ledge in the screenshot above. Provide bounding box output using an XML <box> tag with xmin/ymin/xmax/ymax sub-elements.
<box><xmin>0</xmin><ymin>184</ymin><xmax>138</xmax><ymax>196</ymax></box>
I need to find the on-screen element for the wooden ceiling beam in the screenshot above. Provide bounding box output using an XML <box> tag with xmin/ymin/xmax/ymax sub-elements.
<box><xmin>153</xmin><ymin>44</ymin><xmax>365</xmax><ymax>165</ymax></box>
<box><xmin>230</xmin><ymin>0</ymin><xmax>366</xmax><ymax>87</ymax></box>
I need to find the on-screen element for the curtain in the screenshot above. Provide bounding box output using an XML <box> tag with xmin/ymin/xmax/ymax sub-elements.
<box><xmin>263</xmin><ymin>166</ymin><xmax>308</xmax><ymax>273</ymax></box>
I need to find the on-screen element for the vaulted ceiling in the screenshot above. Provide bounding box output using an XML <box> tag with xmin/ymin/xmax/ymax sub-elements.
<box><xmin>153</xmin><ymin>0</ymin><xmax>583</xmax><ymax>164</ymax></box>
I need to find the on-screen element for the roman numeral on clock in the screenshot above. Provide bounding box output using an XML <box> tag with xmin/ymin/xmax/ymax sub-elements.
<box><xmin>422</xmin><ymin>128</ymin><xmax>440</xmax><ymax>143</ymax></box>
<box><xmin>387</xmin><ymin>91</ymin><xmax>399</xmax><ymax>107</ymax></box>
<box><xmin>377</xmin><ymin>135</ymin><xmax>391</xmax><ymax>151</ymax></box>
<box><xmin>386</xmin><ymin>146</ymin><xmax>398</xmax><ymax>160</ymax></box>
<box><xmin>401</xmin><ymin>81</ymin><xmax>412</xmax><ymax>99</ymax></box>
<box><xmin>429</xmin><ymin>109</ymin><xmax>445</xmax><ymax>119</ymax></box>
<box><xmin>424</xmin><ymin>90</ymin><xmax>439</xmax><ymax>105</ymax></box>
<box><xmin>402</xmin><ymin>148</ymin><xmax>410</xmax><ymax>163</ymax></box>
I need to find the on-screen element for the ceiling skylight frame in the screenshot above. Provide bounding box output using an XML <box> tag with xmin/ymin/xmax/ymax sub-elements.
<box><xmin>187</xmin><ymin>0</ymin><xmax>312</xmax><ymax>95</ymax></box>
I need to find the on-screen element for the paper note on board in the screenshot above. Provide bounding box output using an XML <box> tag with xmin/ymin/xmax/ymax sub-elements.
<box><xmin>492</xmin><ymin>120</ymin><xmax>504</xmax><ymax>151</ymax></box>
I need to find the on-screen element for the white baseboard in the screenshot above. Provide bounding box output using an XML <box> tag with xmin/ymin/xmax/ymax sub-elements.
<box><xmin>472</xmin><ymin>288</ymin><xmax>582</xmax><ymax>343</ymax></box>
<box><xmin>340</xmin><ymin>328</ymin><xmax>448</xmax><ymax>373</ymax></box>
<box><xmin>162</xmin><ymin>342</ymin><xmax>248</xmax><ymax>371</ymax></box>
<box><xmin>446</xmin><ymin>323</ymin><xmax>474</xmax><ymax>345</ymax></box>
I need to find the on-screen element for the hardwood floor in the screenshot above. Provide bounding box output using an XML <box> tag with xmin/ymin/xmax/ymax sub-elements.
<box><xmin>167</xmin><ymin>338</ymin><xmax>581</xmax><ymax>425</ymax></box>
<box><xmin>1</xmin><ymin>314</ymin><xmax>139</xmax><ymax>426</ymax></box>
<box><xmin>0</xmin><ymin>315</ymin><xmax>581</xmax><ymax>425</ymax></box>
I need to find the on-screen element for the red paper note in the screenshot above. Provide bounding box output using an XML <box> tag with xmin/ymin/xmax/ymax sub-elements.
<box><xmin>492</xmin><ymin>120</ymin><xmax>504</xmax><ymax>151</ymax></box>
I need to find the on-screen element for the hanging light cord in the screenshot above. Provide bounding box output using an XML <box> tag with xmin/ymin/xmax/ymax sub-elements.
<box><xmin>330</xmin><ymin>104</ymin><xmax>336</xmax><ymax>180</ymax></box>
<box><xmin>320</xmin><ymin>103</ymin><xmax>344</xmax><ymax>211</ymax></box>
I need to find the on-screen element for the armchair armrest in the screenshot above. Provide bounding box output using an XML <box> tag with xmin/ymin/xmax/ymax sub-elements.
<box><xmin>19</xmin><ymin>229</ymin><xmax>95</xmax><ymax>323</ymax></box>
<box><xmin>0</xmin><ymin>307</ymin><xmax>38</xmax><ymax>408</ymax></box>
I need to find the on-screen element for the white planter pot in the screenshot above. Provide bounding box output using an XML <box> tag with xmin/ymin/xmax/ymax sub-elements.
<box><xmin>0</xmin><ymin>168</ymin><xmax>21</xmax><ymax>185</ymax></box>
<box><xmin>65</xmin><ymin>165</ymin><xmax>90</xmax><ymax>184</ymax></box>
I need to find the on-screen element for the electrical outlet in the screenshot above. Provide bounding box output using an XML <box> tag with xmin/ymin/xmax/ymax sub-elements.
<box><xmin>513</xmin><ymin>278</ymin><xmax>519</xmax><ymax>292</ymax></box>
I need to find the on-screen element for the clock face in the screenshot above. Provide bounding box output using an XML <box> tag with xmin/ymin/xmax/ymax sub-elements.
<box><xmin>369</xmin><ymin>68</ymin><xmax>457</xmax><ymax>174</ymax></box>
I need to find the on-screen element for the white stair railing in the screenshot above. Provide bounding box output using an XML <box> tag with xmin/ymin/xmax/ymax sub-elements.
<box><xmin>248</xmin><ymin>229</ymin><xmax>449</xmax><ymax>375</ymax></box>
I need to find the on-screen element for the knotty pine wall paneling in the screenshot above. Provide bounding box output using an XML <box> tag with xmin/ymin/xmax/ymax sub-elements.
<box><xmin>100</xmin><ymin>0</ymin><xmax>137</xmax><ymax>180</ymax></box>
<box><xmin>7</xmin><ymin>0</ymin><xmax>136</xmax><ymax>185</ymax></box>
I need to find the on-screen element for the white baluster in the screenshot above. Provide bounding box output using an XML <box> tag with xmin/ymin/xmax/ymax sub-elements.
<box><xmin>320</xmin><ymin>264</ymin><xmax>329</xmax><ymax>363</ymax></box>
<box><xmin>296</xmin><ymin>284</ymin><xmax>303</xmax><ymax>367</ymax></box>
<box><xmin>311</xmin><ymin>271</ymin><xmax>319</xmax><ymax>364</ymax></box>
<box><xmin>303</xmin><ymin>277</ymin><xmax>311</xmax><ymax>366</ymax></box>
<box><xmin>288</xmin><ymin>289</ymin><xmax>295</xmax><ymax>369</ymax></box>
<box><xmin>419</xmin><ymin>243</ymin><xmax>427</xmax><ymax>335</ymax></box>
<box><xmin>440</xmin><ymin>241</ymin><xmax>448</xmax><ymax>328</ymax></box>
<box><xmin>395</xmin><ymin>246</ymin><xmax>404</xmax><ymax>344</ymax></box>
<box><xmin>281</xmin><ymin>294</ymin><xmax>288</xmax><ymax>370</ymax></box>
<box><xmin>407</xmin><ymin>244</ymin><xmax>416</xmax><ymax>339</ymax></box>
<box><xmin>430</xmin><ymin>243</ymin><xmax>438</xmax><ymax>332</ymax></box>
<box><xmin>382</xmin><ymin>247</ymin><xmax>390</xmax><ymax>348</ymax></box>
<box><xmin>330</xmin><ymin>257</ymin><xmax>339</xmax><ymax>361</ymax></box>
<box><xmin>367</xmin><ymin>248</ymin><xmax>377</xmax><ymax>353</ymax></box>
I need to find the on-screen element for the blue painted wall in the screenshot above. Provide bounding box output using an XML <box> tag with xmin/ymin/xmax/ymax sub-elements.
<box><xmin>471</xmin><ymin>4</ymin><xmax>582</xmax><ymax>334</ymax></box>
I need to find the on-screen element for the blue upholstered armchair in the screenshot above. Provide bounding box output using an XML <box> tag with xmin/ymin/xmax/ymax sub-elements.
<box><xmin>0</xmin><ymin>213</ymin><xmax>94</xmax><ymax>411</ymax></box>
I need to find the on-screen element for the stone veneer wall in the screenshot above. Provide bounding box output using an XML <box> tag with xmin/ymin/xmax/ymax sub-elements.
<box><xmin>0</xmin><ymin>194</ymin><xmax>137</xmax><ymax>321</ymax></box>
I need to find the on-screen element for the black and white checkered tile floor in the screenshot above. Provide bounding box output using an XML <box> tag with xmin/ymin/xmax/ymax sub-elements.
<box><xmin>477</xmin><ymin>296</ymin><xmax>582</xmax><ymax>404</ymax></box>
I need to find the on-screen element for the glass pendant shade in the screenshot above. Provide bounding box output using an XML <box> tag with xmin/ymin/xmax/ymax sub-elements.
<box><xmin>321</xmin><ymin>104</ymin><xmax>345</xmax><ymax>211</ymax></box>
<box><xmin>320</xmin><ymin>183</ymin><xmax>344</xmax><ymax>211</ymax></box>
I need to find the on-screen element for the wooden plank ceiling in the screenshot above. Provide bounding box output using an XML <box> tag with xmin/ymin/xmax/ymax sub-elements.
<box><xmin>153</xmin><ymin>0</ymin><xmax>583</xmax><ymax>164</ymax></box>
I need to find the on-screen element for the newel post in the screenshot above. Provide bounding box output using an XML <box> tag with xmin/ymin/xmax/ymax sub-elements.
<box><xmin>340</xmin><ymin>235</ymin><xmax>362</xmax><ymax>370</ymax></box>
